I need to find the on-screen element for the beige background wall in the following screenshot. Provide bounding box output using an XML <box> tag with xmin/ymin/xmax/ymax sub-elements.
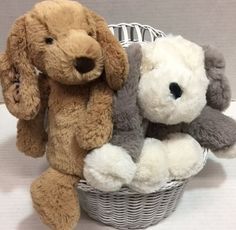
<box><xmin>0</xmin><ymin>0</ymin><xmax>235</xmax><ymax>102</ymax></box>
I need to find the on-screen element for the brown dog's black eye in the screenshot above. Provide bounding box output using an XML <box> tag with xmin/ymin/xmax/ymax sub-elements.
<box><xmin>45</xmin><ymin>37</ymin><xmax>54</xmax><ymax>45</ymax></box>
<box><xmin>88</xmin><ymin>32</ymin><xmax>93</xmax><ymax>37</ymax></box>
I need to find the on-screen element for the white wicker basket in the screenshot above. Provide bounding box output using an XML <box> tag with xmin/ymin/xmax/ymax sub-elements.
<box><xmin>78</xmin><ymin>179</ymin><xmax>187</xmax><ymax>230</ymax></box>
<box><xmin>108</xmin><ymin>22</ymin><xmax>166</xmax><ymax>47</ymax></box>
<box><xmin>77</xmin><ymin>23</ymin><xmax>207</xmax><ymax>230</ymax></box>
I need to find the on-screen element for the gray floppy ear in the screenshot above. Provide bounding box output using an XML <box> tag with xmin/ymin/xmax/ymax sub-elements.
<box><xmin>126</xmin><ymin>43</ymin><xmax>143</xmax><ymax>72</ymax></box>
<box><xmin>111</xmin><ymin>43</ymin><xmax>145</xmax><ymax>162</ymax></box>
<box><xmin>203</xmin><ymin>45</ymin><xmax>231</xmax><ymax>111</ymax></box>
<box><xmin>113</xmin><ymin>43</ymin><xmax>143</xmax><ymax>123</ymax></box>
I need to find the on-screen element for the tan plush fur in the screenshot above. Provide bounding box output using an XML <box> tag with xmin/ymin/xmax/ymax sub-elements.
<box><xmin>0</xmin><ymin>0</ymin><xmax>128</xmax><ymax>229</ymax></box>
<box><xmin>16</xmin><ymin>73</ymin><xmax>49</xmax><ymax>157</ymax></box>
<box><xmin>31</xmin><ymin>167</ymin><xmax>80</xmax><ymax>230</ymax></box>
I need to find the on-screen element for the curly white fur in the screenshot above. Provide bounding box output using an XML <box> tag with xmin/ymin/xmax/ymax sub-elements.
<box><xmin>138</xmin><ymin>35</ymin><xmax>209</xmax><ymax>124</ymax></box>
<box><xmin>129</xmin><ymin>138</ymin><xmax>169</xmax><ymax>193</ymax></box>
<box><xmin>84</xmin><ymin>136</ymin><xmax>205</xmax><ymax>193</ymax></box>
<box><xmin>129</xmin><ymin>135</ymin><xmax>205</xmax><ymax>193</ymax></box>
<box><xmin>164</xmin><ymin>133</ymin><xmax>205</xmax><ymax>180</ymax></box>
<box><xmin>83</xmin><ymin>143</ymin><xmax>136</xmax><ymax>192</ymax></box>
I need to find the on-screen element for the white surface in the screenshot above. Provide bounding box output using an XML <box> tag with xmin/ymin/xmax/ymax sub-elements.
<box><xmin>0</xmin><ymin>103</ymin><xmax>236</xmax><ymax>230</ymax></box>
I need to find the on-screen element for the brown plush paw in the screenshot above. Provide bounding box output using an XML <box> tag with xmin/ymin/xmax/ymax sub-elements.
<box><xmin>31</xmin><ymin>168</ymin><xmax>80</xmax><ymax>230</ymax></box>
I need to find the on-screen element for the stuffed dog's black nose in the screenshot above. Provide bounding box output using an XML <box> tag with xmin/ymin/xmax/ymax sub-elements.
<box><xmin>169</xmin><ymin>82</ymin><xmax>183</xmax><ymax>99</ymax></box>
<box><xmin>74</xmin><ymin>57</ymin><xmax>95</xmax><ymax>74</ymax></box>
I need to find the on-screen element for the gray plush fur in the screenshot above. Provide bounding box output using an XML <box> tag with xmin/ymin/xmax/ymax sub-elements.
<box><xmin>111</xmin><ymin>43</ymin><xmax>236</xmax><ymax>161</ymax></box>
<box><xmin>147</xmin><ymin>106</ymin><xmax>236</xmax><ymax>151</ymax></box>
<box><xmin>204</xmin><ymin>46</ymin><xmax>231</xmax><ymax>111</ymax></box>
<box><xmin>182</xmin><ymin>106</ymin><xmax>236</xmax><ymax>151</ymax></box>
<box><xmin>146</xmin><ymin>122</ymin><xmax>181</xmax><ymax>140</ymax></box>
<box><xmin>110</xmin><ymin>43</ymin><xmax>146</xmax><ymax>162</ymax></box>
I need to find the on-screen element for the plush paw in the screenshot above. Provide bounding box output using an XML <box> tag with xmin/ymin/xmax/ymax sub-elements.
<box><xmin>83</xmin><ymin>143</ymin><xmax>136</xmax><ymax>192</ymax></box>
<box><xmin>129</xmin><ymin>138</ymin><xmax>169</xmax><ymax>193</ymax></box>
<box><xmin>164</xmin><ymin>133</ymin><xmax>205</xmax><ymax>180</ymax></box>
<box><xmin>213</xmin><ymin>143</ymin><xmax>236</xmax><ymax>158</ymax></box>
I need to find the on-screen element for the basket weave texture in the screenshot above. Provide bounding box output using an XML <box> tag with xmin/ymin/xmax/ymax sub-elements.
<box><xmin>78</xmin><ymin>180</ymin><xmax>187</xmax><ymax>230</ymax></box>
<box><xmin>108</xmin><ymin>22</ymin><xmax>166</xmax><ymax>47</ymax></box>
<box><xmin>77</xmin><ymin>23</ymin><xmax>207</xmax><ymax>230</ymax></box>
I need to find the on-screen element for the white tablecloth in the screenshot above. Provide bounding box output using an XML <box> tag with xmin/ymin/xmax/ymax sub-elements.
<box><xmin>1</xmin><ymin>103</ymin><xmax>236</xmax><ymax>230</ymax></box>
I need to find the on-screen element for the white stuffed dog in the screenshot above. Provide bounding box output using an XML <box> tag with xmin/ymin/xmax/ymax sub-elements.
<box><xmin>84</xmin><ymin>36</ymin><xmax>209</xmax><ymax>193</ymax></box>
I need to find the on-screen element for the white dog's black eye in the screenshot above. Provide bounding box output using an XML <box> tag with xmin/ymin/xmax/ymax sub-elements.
<box><xmin>169</xmin><ymin>82</ymin><xmax>183</xmax><ymax>99</ymax></box>
<box><xmin>45</xmin><ymin>37</ymin><xmax>54</xmax><ymax>45</ymax></box>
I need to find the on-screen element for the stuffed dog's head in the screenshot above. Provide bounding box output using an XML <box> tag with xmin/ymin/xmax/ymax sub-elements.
<box><xmin>138</xmin><ymin>36</ymin><xmax>209</xmax><ymax>125</ymax></box>
<box><xmin>27</xmin><ymin>0</ymin><xmax>106</xmax><ymax>85</ymax></box>
<box><xmin>0</xmin><ymin>0</ymin><xmax>128</xmax><ymax>120</ymax></box>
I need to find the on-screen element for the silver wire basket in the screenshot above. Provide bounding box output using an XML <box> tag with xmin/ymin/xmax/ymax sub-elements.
<box><xmin>77</xmin><ymin>23</ymin><xmax>207</xmax><ymax>230</ymax></box>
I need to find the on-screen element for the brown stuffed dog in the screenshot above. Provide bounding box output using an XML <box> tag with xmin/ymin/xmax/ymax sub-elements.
<box><xmin>0</xmin><ymin>0</ymin><xmax>128</xmax><ymax>229</ymax></box>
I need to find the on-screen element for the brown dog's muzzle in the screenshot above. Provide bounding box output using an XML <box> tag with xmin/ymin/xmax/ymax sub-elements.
<box><xmin>43</xmin><ymin>30</ymin><xmax>104</xmax><ymax>85</ymax></box>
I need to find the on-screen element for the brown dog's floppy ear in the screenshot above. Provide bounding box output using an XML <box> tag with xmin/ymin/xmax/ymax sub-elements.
<box><xmin>0</xmin><ymin>16</ymin><xmax>40</xmax><ymax>120</ymax></box>
<box><xmin>203</xmin><ymin>45</ymin><xmax>231</xmax><ymax>111</ymax></box>
<box><xmin>86</xmin><ymin>9</ymin><xmax>129</xmax><ymax>90</ymax></box>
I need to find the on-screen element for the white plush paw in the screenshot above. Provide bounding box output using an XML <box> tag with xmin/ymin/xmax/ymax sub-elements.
<box><xmin>213</xmin><ymin>143</ymin><xmax>236</xmax><ymax>158</ymax></box>
<box><xmin>83</xmin><ymin>143</ymin><xmax>136</xmax><ymax>192</ymax></box>
<box><xmin>164</xmin><ymin>133</ymin><xmax>204</xmax><ymax>180</ymax></box>
<box><xmin>129</xmin><ymin>138</ymin><xmax>169</xmax><ymax>193</ymax></box>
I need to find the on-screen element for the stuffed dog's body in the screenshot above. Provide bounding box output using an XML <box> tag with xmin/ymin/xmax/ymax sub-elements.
<box><xmin>84</xmin><ymin>37</ymin><xmax>236</xmax><ymax>193</ymax></box>
<box><xmin>0</xmin><ymin>0</ymin><xmax>128</xmax><ymax>229</ymax></box>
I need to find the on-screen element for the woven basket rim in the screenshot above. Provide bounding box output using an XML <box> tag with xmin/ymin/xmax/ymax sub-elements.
<box><xmin>78</xmin><ymin>179</ymin><xmax>186</xmax><ymax>195</ymax></box>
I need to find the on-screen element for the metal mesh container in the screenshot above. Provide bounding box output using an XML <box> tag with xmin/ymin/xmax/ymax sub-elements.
<box><xmin>77</xmin><ymin>23</ymin><xmax>207</xmax><ymax>230</ymax></box>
